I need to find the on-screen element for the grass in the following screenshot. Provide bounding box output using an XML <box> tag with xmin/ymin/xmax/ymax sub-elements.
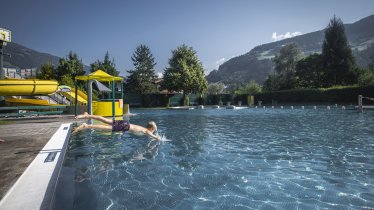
<box><xmin>0</xmin><ymin>120</ymin><xmax>12</xmax><ymax>125</ymax></box>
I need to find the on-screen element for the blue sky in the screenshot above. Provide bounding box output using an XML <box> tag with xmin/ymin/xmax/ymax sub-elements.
<box><xmin>1</xmin><ymin>0</ymin><xmax>373</xmax><ymax>76</ymax></box>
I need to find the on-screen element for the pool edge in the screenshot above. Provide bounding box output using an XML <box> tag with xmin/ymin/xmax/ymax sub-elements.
<box><xmin>0</xmin><ymin>123</ymin><xmax>72</xmax><ymax>210</ymax></box>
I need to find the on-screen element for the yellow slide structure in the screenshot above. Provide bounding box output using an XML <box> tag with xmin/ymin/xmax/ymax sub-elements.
<box><xmin>4</xmin><ymin>98</ymin><xmax>65</xmax><ymax>106</ymax></box>
<box><xmin>5</xmin><ymin>98</ymin><xmax>51</xmax><ymax>106</ymax></box>
<box><xmin>71</xmin><ymin>88</ymin><xmax>88</xmax><ymax>101</ymax></box>
<box><xmin>60</xmin><ymin>87</ymin><xmax>88</xmax><ymax>105</ymax></box>
<box><xmin>0</xmin><ymin>79</ymin><xmax>58</xmax><ymax>96</ymax></box>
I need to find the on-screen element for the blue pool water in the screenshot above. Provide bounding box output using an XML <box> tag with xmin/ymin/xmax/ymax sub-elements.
<box><xmin>52</xmin><ymin>108</ymin><xmax>374</xmax><ymax>209</ymax></box>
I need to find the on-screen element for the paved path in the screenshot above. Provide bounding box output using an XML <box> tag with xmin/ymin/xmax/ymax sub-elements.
<box><xmin>0</xmin><ymin>115</ymin><xmax>81</xmax><ymax>199</ymax></box>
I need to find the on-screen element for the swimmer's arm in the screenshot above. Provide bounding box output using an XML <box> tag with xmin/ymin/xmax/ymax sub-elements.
<box><xmin>145</xmin><ymin>130</ymin><xmax>160</xmax><ymax>141</ymax></box>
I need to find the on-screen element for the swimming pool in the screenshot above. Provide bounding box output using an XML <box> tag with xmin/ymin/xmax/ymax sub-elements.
<box><xmin>52</xmin><ymin>108</ymin><xmax>374</xmax><ymax>209</ymax></box>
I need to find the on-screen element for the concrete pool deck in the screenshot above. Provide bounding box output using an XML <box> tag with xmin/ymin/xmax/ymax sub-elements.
<box><xmin>0</xmin><ymin>115</ymin><xmax>82</xmax><ymax>200</ymax></box>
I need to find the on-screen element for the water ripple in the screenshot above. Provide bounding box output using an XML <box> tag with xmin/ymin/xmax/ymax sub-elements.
<box><xmin>52</xmin><ymin>109</ymin><xmax>374</xmax><ymax>210</ymax></box>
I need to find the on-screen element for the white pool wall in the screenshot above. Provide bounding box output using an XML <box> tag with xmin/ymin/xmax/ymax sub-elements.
<box><xmin>0</xmin><ymin>123</ymin><xmax>71</xmax><ymax>210</ymax></box>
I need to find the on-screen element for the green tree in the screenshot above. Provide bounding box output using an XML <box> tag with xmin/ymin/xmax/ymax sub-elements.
<box><xmin>263</xmin><ymin>74</ymin><xmax>280</xmax><ymax>92</ymax></box>
<box><xmin>368</xmin><ymin>52</ymin><xmax>374</xmax><ymax>71</ymax></box>
<box><xmin>207</xmin><ymin>82</ymin><xmax>225</xmax><ymax>95</ymax></box>
<box><xmin>161</xmin><ymin>44</ymin><xmax>208</xmax><ymax>105</ymax></box>
<box><xmin>234</xmin><ymin>80</ymin><xmax>262</xmax><ymax>94</ymax></box>
<box><xmin>358</xmin><ymin>54</ymin><xmax>374</xmax><ymax>86</ymax></box>
<box><xmin>36</xmin><ymin>62</ymin><xmax>56</xmax><ymax>80</ymax></box>
<box><xmin>90</xmin><ymin>51</ymin><xmax>119</xmax><ymax>76</ymax></box>
<box><xmin>56</xmin><ymin>51</ymin><xmax>85</xmax><ymax>84</ymax></box>
<box><xmin>125</xmin><ymin>45</ymin><xmax>157</xmax><ymax>93</ymax></box>
<box><xmin>295</xmin><ymin>53</ymin><xmax>325</xmax><ymax>88</ymax></box>
<box><xmin>322</xmin><ymin>15</ymin><xmax>357</xmax><ymax>86</ymax></box>
<box><xmin>60</xmin><ymin>74</ymin><xmax>74</xmax><ymax>87</ymax></box>
<box><xmin>358</xmin><ymin>69</ymin><xmax>374</xmax><ymax>86</ymax></box>
<box><xmin>264</xmin><ymin>43</ymin><xmax>302</xmax><ymax>91</ymax></box>
<box><xmin>273</xmin><ymin>43</ymin><xmax>303</xmax><ymax>90</ymax></box>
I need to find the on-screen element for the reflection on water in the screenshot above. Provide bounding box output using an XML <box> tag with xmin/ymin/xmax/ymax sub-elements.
<box><xmin>53</xmin><ymin>108</ymin><xmax>374</xmax><ymax>210</ymax></box>
<box><xmin>129</xmin><ymin>140</ymin><xmax>160</xmax><ymax>163</ymax></box>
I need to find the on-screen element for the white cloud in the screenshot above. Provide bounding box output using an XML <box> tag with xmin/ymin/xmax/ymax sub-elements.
<box><xmin>272</xmin><ymin>32</ymin><xmax>302</xmax><ymax>41</ymax></box>
<box><xmin>157</xmin><ymin>72</ymin><xmax>163</xmax><ymax>78</ymax></box>
<box><xmin>215</xmin><ymin>57</ymin><xmax>226</xmax><ymax>69</ymax></box>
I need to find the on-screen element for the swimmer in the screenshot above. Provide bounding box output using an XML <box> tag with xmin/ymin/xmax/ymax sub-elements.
<box><xmin>73</xmin><ymin>112</ymin><xmax>160</xmax><ymax>140</ymax></box>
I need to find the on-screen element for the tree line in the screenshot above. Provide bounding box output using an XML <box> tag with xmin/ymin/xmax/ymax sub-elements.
<box><xmin>36</xmin><ymin>44</ymin><xmax>208</xmax><ymax>104</ymax></box>
<box><xmin>263</xmin><ymin>15</ymin><xmax>374</xmax><ymax>91</ymax></box>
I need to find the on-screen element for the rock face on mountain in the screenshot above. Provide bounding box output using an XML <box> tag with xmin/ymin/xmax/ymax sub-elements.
<box><xmin>2</xmin><ymin>42</ymin><xmax>60</xmax><ymax>69</ymax></box>
<box><xmin>206</xmin><ymin>15</ymin><xmax>374</xmax><ymax>85</ymax></box>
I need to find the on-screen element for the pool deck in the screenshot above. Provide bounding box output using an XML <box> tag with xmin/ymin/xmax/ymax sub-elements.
<box><xmin>0</xmin><ymin>115</ymin><xmax>82</xmax><ymax>200</ymax></box>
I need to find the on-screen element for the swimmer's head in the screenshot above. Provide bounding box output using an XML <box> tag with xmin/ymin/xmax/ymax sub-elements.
<box><xmin>147</xmin><ymin>121</ymin><xmax>157</xmax><ymax>132</ymax></box>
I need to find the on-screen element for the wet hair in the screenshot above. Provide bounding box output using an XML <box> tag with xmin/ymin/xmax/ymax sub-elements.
<box><xmin>147</xmin><ymin>121</ymin><xmax>157</xmax><ymax>131</ymax></box>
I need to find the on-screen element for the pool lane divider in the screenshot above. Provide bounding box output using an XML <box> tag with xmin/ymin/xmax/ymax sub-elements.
<box><xmin>0</xmin><ymin>123</ymin><xmax>72</xmax><ymax>210</ymax></box>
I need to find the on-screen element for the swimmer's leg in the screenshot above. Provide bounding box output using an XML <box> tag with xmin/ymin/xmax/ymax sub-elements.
<box><xmin>86</xmin><ymin>124</ymin><xmax>112</xmax><ymax>131</ymax></box>
<box><xmin>73</xmin><ymin>123</ymin><xmax>112</xmax><ymax>133</ymax></box>
<box><xmin>73</xmin><ymin>123</ymin><xmax>88</xmax><ymax>134</ymax></box>
<box><xmin>76</xmin><ymin>112</ymin><xmax>113</xmax><ymax>125</ymax></box>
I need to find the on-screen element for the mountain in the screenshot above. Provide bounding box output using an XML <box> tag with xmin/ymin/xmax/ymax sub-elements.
<box><xmin>2</xmin><ymin>42</ymin><xmax>60</xmax><ymax>69</ymax></box>
<box><xmin>206</xmin><ymin>15</ymin><xmax>374</xmax><ymax>86</ymax></box>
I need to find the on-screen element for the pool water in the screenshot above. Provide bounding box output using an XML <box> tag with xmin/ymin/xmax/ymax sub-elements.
<box><xmin>52</xmin><ymin>108</ymin><xmax>374</xmax><ymax>209</ymax></box>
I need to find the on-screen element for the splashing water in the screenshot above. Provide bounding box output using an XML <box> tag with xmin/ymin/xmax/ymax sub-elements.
<box><xmin>156</xmin><ymin>131</ymin><xmax>172</xmax><ymax>142</ymax></box>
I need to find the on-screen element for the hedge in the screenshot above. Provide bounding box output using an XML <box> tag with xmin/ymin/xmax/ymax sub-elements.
<box><xmin>117</xmin><ymin>86</ymin><xmax>374</xmax><ymax>107</ymax></box>
<box><xmin>122</xmin><ymin>93</ymin><xmax>250</xmax><ymax>107</ymax></box>
<box><xmin>253</xmin><ymin>86</ymin><xmax>374</xmax><ymax>105</ymax></box>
